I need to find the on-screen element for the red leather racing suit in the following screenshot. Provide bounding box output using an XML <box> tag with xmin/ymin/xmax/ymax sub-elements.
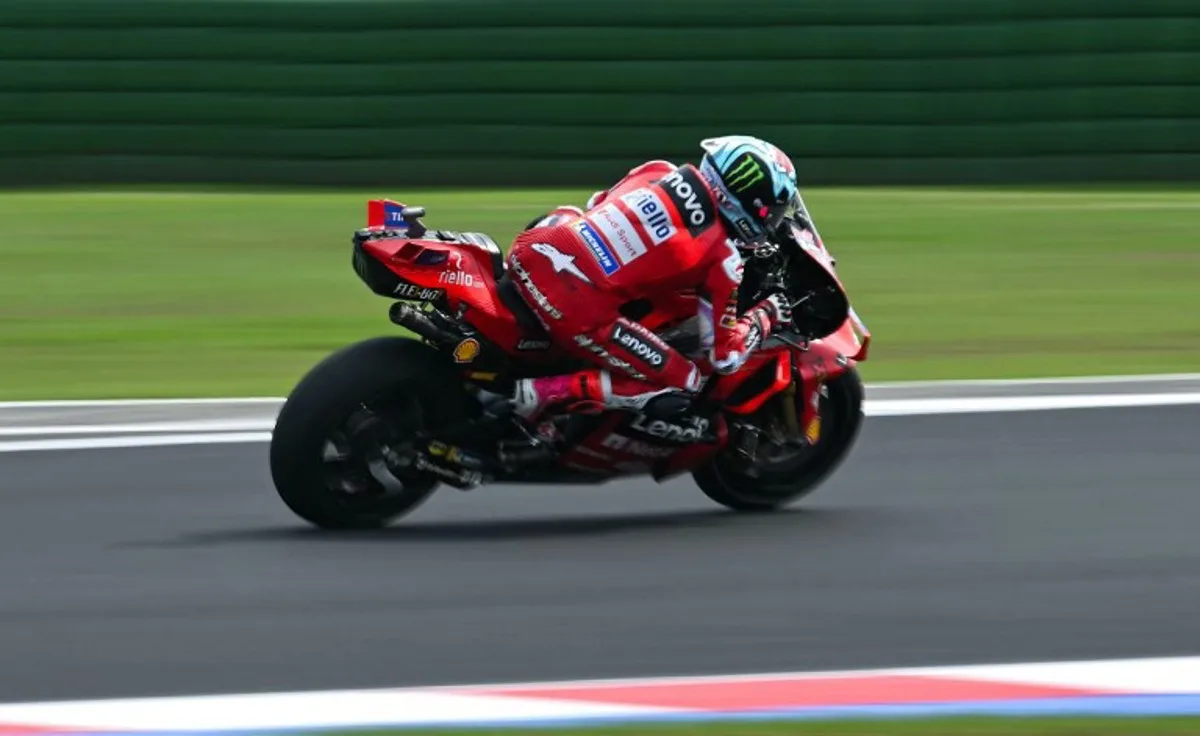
<box><xmin>506</xmin><ymin>160</ymin><xmax>785</xmax><ymax>400</ymax></box>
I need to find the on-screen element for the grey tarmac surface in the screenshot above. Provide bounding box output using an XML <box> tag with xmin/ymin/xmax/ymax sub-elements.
<box><xmin>1</xmin><ymin>405</ymin><xmax>1199</xmax><ymax>703</ymax></box>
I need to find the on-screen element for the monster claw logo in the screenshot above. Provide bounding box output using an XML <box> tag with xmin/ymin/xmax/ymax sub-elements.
<box><xmin>725</xmin><ymin>153</ymin><xmax>766</xmax><ymax>193</ymax></box>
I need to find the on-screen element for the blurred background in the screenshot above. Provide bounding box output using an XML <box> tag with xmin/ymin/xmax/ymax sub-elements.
<box><xmin>1</xmin><ymin>0</ymin><xmax>1197</xmax><ymax>399</ymax></box>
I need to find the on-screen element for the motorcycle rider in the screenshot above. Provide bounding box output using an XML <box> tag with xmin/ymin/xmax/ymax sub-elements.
<box><xmin>505</xmin><ymin>134</ymin><xmax>805</xmax><ymax>422</ymax></box>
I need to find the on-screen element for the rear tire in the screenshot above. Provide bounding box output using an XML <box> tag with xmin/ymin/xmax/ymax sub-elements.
<box><xmin>269</xmin><ymin>336</ymin><xmax>475</xmax><ymax>529</ymax></box>
<box><xmin>692</xmin><ymin>367</ymin><xmax>865</xmax><ymax>512</ymax></box>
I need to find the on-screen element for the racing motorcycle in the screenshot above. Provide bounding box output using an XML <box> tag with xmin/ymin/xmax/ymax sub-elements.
<box><xmin>268</xmin><ymin>196</ymin><xmax>872</xmax><ymax>529</ymax></box>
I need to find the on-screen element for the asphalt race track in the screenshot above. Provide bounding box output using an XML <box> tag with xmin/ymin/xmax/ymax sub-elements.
<box><xmin>1</xmin><ymin>405</ymin><xmax>1199</xmax><ymax>702</ymax></box>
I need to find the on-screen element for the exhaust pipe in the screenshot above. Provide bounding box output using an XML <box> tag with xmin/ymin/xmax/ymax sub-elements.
<box><xmin>389</xmin><ymin>302</ymin><xmax>462</xmax><ymax>346</ymax></box>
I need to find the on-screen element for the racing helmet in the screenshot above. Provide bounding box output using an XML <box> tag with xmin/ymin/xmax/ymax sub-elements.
<box><xmin>697</xmin><ymin>135</ymin><xmax>802</xmax><ymax>249</ymax></box>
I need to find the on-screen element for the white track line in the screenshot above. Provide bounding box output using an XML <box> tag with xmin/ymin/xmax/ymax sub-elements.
<box><xmin>866</xmin><ymin>372</ymin><xmax>1200</xmax><ymax>388</ymax></box>
<box><xmin>0</xmin><ymin>432</ymin><xmax>272</xmax><ymax>453</ymax></box>
<box><xmin>865</xmin><ymin>392</ymin><xmax>1200</xmax><ymax>417</ymax></box>
<box><xmin>0</xmin><ymin>397</ymin><xmax>283</xmax><ymax>409</ymax></box>
<box><xmin>0</xmin><ymin>420</ymin><xmax>275</xmax><ymax>436</ymax></box>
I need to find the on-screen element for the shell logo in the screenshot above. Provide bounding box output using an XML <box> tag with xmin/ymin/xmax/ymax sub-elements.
<box><xmin>805</xmin><ymin>415</ymin><xmax>821</xmax><ymax>444</ymax></box>
<box><xmin>453</xmin><ymin>338</ymin><xmax>481</xmax><ymax>364</ymax></box>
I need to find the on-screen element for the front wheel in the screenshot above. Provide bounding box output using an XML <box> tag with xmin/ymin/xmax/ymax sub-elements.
<box><xmin>692</xmin><ymin>366</ymin><xmax>865</xmax><ymax>512</ymax></box>
<box><xmin>269</xmin><ymin>336</ymin><xmax>475</xmax><ymax>529</ymax></box>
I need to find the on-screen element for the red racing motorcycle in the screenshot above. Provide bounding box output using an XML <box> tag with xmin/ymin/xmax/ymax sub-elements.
<box><xmin>269</xmin><ymin>198</ymin><xmax>872</xmax><ymax>528</ymax></box>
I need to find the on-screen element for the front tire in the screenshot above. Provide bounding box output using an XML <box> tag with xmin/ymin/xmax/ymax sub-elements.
<box><xmin>269</xmin><ymin>336</ymin><xmax>474</xmax><ymax>529</ymax></box>
<box><xmin>692</xmin><ymin>366</ymin><xmax>865</xmax><ymax>512</ymax></box>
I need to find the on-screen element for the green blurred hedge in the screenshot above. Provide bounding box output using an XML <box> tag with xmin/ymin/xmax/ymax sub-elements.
<box><xmin>2</xmin><ymin>0</ymin><xmax>1197</xmax><ymax>186</ymax></box>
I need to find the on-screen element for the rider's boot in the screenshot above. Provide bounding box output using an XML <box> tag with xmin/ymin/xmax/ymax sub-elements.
<box><xmin>512</xmin><ymin>369</ymin><xmax>683</xmax><ymax>423</ymax></box>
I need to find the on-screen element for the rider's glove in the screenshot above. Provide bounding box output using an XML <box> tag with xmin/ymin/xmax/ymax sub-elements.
<box><xmin>762</xmin><ymin>293</ymin><xmax>793</xmax><ymax>331</ymax></box>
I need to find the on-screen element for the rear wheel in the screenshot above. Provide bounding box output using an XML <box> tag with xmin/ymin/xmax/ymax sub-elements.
<box><xmin>269</xmin><ymin>336</ymin><xmax>476</xmax><ymax>529</ymax></box>
<box><xmin>692</xmin><ymin>367</ymin><xmax>865</xmax><ymax>511</ymax></box>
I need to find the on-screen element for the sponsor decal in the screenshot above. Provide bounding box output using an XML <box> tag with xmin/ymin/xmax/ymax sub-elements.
<box><xmin>600</xmin><ymin>433</ymin><xmax>676</xmax><ymax>459</ymax></box>
<box><xmin>393</xmin><ymin>281</ymin><xmax>446</xmax><ymax>301</ymax></box>
<box><xmin>805</xmin><ymin>385</ymin><xmax>822</xmax><ymax>444</ymax></box>
<box><xmin>516</xmin><ymin>338</ymin><xmax>551</xmax><ymax>351</ymax></box>
<box><xmin>510</xmin><ymin>256</ymin><xmax>562</xmax><ymax>320</ymax></box>
<box><xmin>383</xmin><ymin>201</ymin><xmax>411</xmax><ymax>229</ymax></box>
<box><xmin>619</xmin><ymin>188</ymin><xmax>676</xmax><ymax>246</ymax></box>
<box><xmin>725</xmin><ymin>153</ymin><xmax>766</xmax><ymax>193</ymax></box>
<box><xmin>771</xmin><ymin>145</ymin><xmax>796</xmax><ymax>177</ymax></box>
<box><xmin>438</xmin><ymin>270</ymin><xmax>483</xmax><ymax>288</ymax></box>
<box><xmin>806</xmin><ymin>414</ymin><xmax>821</xmax><ymax>444</ymax></box>
<box><xmin>453</xmin><ymin>338</ymin><xmax>481</xmax><ymax>363</ymax></box>
<box><xmin>530</xmin><ymin>242</ymin><xmax>591</xmax><ymax>284</ymax></box>
<box><xmin>589</xmin><ymin>204</ymin><xmax>647</xmax><ymax>266</ymax></box>
<box><xmin>574</xmin><ymin>335</ymin><xmax>648</xmax><ymax>380</ymax></box>
<box><xmin>575</xmin><ymin>222</ymin><xmax>619</xmax><ymax>275</ymax></box>
<box><xmin>720</xmin><ymin>301</ymin><xmax>739</xmax><ymax>329</ymax></box>
<box><xmin>660</xmin><ymin>167</ymin><xmax>715</xmax><ymax>235</ymax></box>
<box><xmin>610</xmin><ymin>323</ymin><xmax>667</xmax><ymax>371</ymax></box>
<box><xmin>734</xmin><ymin>218</ymin><xmax>758</xmax><ymax>241</ymax></box>
<box><xmin>627</xmin><ymin>414</ymin><xmax>710</xmax><ymax>445</ymax></box>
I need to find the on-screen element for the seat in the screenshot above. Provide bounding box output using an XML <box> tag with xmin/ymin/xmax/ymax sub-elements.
<box><xmin>435</xmin><ymin>230</ymin><xmax>505</xmax><ymax>280</ymax></box>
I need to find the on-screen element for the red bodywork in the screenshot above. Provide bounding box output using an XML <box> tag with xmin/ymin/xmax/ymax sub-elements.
<box><xmin>360</xmin><ymin>200</ymin><xmax>871</xmax><ymax>480</ymax></box>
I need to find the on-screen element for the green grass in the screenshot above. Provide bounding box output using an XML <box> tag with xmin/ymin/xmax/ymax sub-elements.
<box><xmin>1</xmin><ymin>186</ymin><xmax>1198</xmax><ymax>399</ymax></box>
<box><xmin>329</xmin><ymin>717</ymin><xmax>1200</xmax><ymax>736</ymax></box>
